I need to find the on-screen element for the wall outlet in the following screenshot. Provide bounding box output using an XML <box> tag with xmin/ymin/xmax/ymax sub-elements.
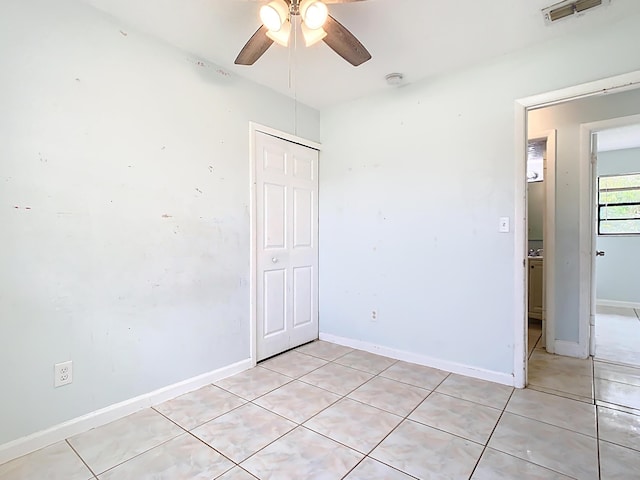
<box><xmin>371</xmin><ymin>309</ymin><xmax>378</xmax><ymax>321</ymax></box>
<box><xmin>54</xmin><ymin>361</ymin><xmax>73</xmax><ymax>387</ymax></box>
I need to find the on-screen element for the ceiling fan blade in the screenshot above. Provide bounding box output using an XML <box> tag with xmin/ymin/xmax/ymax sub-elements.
<box><xmin>234</xmin><ymin>26</ymin><xmax>274</xmax><ymax>65</ymax></box>
<box><xmin>322</xmin><ymin>15</ymin><xmax>371</xmax><ymax>66</ymax></box>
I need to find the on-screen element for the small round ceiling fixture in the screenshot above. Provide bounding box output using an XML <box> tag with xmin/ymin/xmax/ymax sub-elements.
<box><xmin>385</xmin><ymin>73</ymin><xmax>404</xmax><ymax>86</ymax></box>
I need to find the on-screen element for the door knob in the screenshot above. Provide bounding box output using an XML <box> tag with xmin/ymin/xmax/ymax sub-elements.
<box><xmin>272</xmin><ymin>257</ymin><xmax>279</xmax><ymax>263</ymax></box>
<box><xmin>596</xmin><ymin>251</ymin><xmax>605</xmax><ymax>257</ymax></box>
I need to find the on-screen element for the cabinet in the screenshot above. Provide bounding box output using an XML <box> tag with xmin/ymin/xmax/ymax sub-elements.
<box><xmin>528</xmin><ymin>258</ymin><xmax>544</xmax><ymax>319</ymax></box>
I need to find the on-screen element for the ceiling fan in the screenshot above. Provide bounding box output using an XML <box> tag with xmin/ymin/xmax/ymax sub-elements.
<box><xmin>235</xmin><ymin>0</ymin><xmax>371</xmax><ymax>67</ymax></box>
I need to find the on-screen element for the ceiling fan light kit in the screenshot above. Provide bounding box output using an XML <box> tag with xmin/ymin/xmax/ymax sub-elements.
<box><xmin>260</xmin><ymin>1</ymin><xmax>288</xmax><ymax>31</ymax></box>
<box><xmin>300</xmin><ymin>0</ymin><xmax>329</xmax><ymax>30</ymax></box>
<box><xmin>235</xmin><ymin>0</ymin><xmax>372</xmax><ymax>67</ymax></box>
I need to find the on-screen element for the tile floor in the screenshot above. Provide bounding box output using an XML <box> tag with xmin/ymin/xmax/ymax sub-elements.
<box><xmin>2</xmin><ymin>337</ymin><xmax>640</xmax><ymax>479</ymax></box>
<box><xmin>594</xmin><ymin>306</ymin><xmax>640</xmax><ymax>367</ymax></box>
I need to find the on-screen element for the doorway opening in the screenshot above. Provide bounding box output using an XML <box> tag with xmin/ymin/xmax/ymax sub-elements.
<box><xmin>590</xmin><ymin>123</ymin><xmax>640</xmax><ymax>368</ymax></box>
<box><xmin>513</xmin><ymin>71</ymin><xmax>640</xmax><ymax>388</ymax></box>
<box><xmin>249</xmin><ymin>123</ymin><xmax>321</xmax><ymax>365</ymax></box>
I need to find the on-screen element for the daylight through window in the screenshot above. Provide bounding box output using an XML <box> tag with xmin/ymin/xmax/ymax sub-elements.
<box><xmin>598</xmin><ymin>172</ymin><xmax>640</xmax><ymax>235</ymax></box>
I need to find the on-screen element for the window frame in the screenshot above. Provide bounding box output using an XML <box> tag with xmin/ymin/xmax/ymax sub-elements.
<box><xmin>597</xmin><ymin>171</ymin><xmax>640</xmax><ymax>236</ymax></box>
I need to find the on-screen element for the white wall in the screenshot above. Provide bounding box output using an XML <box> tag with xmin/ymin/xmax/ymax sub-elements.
<box><xmin>0</xmin><ymin>0</ymin><xmax>318</xmax><ymax>446</ymax></box>
<box><xmin>596</xmin><ymin>147</ymin><xmax>640</xmax><ymax>305</ymax></box>
<box><xmin>528</xmin><ymin>89</ymin><xmax>640</xmax><ymax>341</ymax></box>
<box><xmin>319</xmin><ymin>11</ymin><xmax>640</xmax><ymax>376</ymax></box>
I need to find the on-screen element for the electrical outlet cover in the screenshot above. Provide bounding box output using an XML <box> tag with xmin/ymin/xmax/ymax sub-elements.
<box><xmin>54</xmin><ymin>361</ymin><xmax>73</xmax><ymax>387</ymax></box>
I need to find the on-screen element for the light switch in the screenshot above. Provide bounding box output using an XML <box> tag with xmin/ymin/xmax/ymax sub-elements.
<box><xmin>499</xmin><ymin>217</ymin><xmax>510</xmax><ymax>233</ymax></box>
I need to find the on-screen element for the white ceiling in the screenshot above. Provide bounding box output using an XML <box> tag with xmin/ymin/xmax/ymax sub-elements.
<box><xmin>81</xmin><ymin>0</ymin><xmax>640</xmax><ymax>109</ymax></box>
<box><xmin>598</xmin><ymin>123</ymin><xmax>640</xmax><ymax>152</ymax></box>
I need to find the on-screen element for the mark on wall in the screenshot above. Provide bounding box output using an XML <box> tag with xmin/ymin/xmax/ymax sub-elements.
<box><xmin>119</xmin><ymin>30</ymin><xmax>128</xmax><ymax>37</ymax></box>
<box><xmin>195</xmin><ymin>188</ymin><xmax>203</xmax><ymax>194</ymax></box>
<box><xmin>208</xmin><ymin>165</ymin><xmax>214</xmax><ymax>173</ymax></box>
<box><xmin>161</xmin><ymin>214</ymin><xmax>173</xmax><ymax>218</ymax></box>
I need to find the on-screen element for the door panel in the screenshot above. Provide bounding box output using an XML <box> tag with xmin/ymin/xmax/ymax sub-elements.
<box><xmin>263</xmin><ymin>269</ymin><xmax>287</xmax><ymax>336</ymax></box>
<box><xmin>255</xmin><ymin>131</ymin><xmax>319</xmax><ymax>361</ymax></box>
<box><xmin>264</xmin><ymin>183</ymin><xmax>286</xmax><ymax>249</ymax></box>
<box><xmin>293</xmin><ymin>266</ymin><xmax>313</xmax><ymax>327</ymax></box>
<box><xmin>293</xmin><ymin>188</ymin><xmax>313</xmax><ymax>247</ymax></box>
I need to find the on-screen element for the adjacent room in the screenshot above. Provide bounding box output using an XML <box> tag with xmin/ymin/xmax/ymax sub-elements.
<box><xmin>2</xmin><ymin>0</ymin><xmax>640</xmax><ymax>478</ymax></box>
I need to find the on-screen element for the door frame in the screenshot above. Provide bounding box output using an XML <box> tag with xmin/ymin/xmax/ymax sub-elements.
<box><xmin>513</xmin><ymin>70</ymin><xmax>640</xmax><ymax>388</ymax></box>
<box><xmin>249</xmin><ymin>122</ymin><xmax>321</xmax><ymax>366</ymax></box>
<box><xmin>526</xmin><ymin>130</ymin><xmax>557</xmax><ymax>359</ymax></box>
<box><xmin>579</xmin><ymin>113</ymin><xmax>640</xmax><ymax>357</ymax></box>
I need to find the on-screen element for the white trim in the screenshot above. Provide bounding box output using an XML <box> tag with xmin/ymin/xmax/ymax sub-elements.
<box><xmin>528</xmin><ymin>130</ymin><xmax>557</xmax><ymax>356</ymax></box>
<box><xmin>0</xmin><ymin>358</ymin><xmax>252</xmax><ymax>466</ymax></box>
<box><xmin>514</xmin><ymin>103</ymin><xmax>527</xmax><ymax>388</ymax></box>
<box><xmin>597</xmin><ymin>299</ymin><xmax>640</xmax><ymax>309</ymax></box>
<box><xmin>249</xmin><ymin>122</ymin><xmax>321</xmax><ymax>151</ymax></box>
<box><xmin>553</xmin><ymin>341</ymin><xmax>588</xmax><ymax>358</ymax></box>
<box><xmin>320</xmin><ymin>333</ymin><xmax>515</xmax><ymax>387</ymax></box>
<box><xmin>248</xmin><ymin>122</ymin><xmax>321</xmax><ymax>366</ymax></box>
<box><xmin>514</xmin><ymin>70</ymin><xmax>640</xmax><ymax>384</ymax></box>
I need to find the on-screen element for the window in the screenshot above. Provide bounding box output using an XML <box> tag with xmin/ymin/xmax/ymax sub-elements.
<box><xmin>598</xmin><ymin>173</ymin><xmax>640</xmax><ymax>235</ymax></box>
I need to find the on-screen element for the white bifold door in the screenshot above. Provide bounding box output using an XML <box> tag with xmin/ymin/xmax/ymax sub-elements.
<box><xmin>255</xmin><ymin>131</ymin><xmax>319</xmax><ymax>361</ymax></box>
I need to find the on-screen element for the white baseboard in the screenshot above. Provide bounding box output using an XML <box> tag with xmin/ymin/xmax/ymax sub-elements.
<box><xmin>0</xmin><ymin>358</ymin><xmax>252</xmax><ymax>466</ymax></box>
<box><xmin>319</xmin><ymin>333</ymin><xmax>514</xmax><ymax>387</ymax></box>
<box><xmin>596</xmin><ymin>299</ymin><xmax>640</xmax><ymax>310</ymax></box>
<box><xmin>553</xmin><ymin>340</ymin><xmax>589</xmax><ymax>358</ymax></box>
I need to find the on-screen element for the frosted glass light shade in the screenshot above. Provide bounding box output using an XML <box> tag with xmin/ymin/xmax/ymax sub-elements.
<box><xmin>260</xmin><ymin>1</ymin><xmax>288</xmax><ymax>32</ymax></box>
<box><xmin>301</xmin><ymin>23</ymin><xmax>327</xmax><ymax>46</ymax></box>
<box><xmin>266</xmin><ymin>20</ymin><xmax>291</xmax><ymax>46</ymax></box>
<box><xmin>300</xmin><ymin>0</ymin><xmax>328</xmax><ymax>30</ymax></box>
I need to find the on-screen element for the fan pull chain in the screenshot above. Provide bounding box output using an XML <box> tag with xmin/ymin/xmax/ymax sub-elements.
<box><xmin>289</xmin><ymin>15</ymin><xmax>299</xmax><ymax>136</ymax></box>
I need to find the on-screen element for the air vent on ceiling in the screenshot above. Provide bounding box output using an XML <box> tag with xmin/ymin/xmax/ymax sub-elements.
<box><xmin>542</xmin><ymin>0</ymin><xmax>611</xmax><ymax>24</ymax></box>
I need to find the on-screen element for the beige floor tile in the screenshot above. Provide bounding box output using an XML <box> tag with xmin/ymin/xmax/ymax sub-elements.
<box><xmin>597</xmin><ymin>406</ymin><xmax>640</xmax><ymax>451</ymax></box>
<box><xmin>472</xmin><ymin>448</ymin><xmax>574</xmax><ymax>479</ymax></box>
<box><xmin>371</xmin><ymin>420</ymin><xmax>483</xmax><ymax>479</ymax></box>
<box><xmin>334</xmin><ymin>349</ymin><xmax>397</xmax><ymax>374</ymax></box>
<box><xmin>594</xmin><ymin>361</ymin><xmax>640</xmax><ymax>387</ymax></box>
<box><xmin>253</xmin><ymin>380</ymin><xmax>340</xmax><ymax>423</ymax></box>
<box><xmin>154</xmin><ymin>385</ymin><xmax>246</xmax><ymax>430</ymax></box>
<box><xmin>241</xmin><ymin>427</ymin><xmax>363</xmax><ymax>480</ymax></box>
<box><xmin>67</xmin><ymin>408</ymin><xmax>183</xmax><ymax>475</ymax></box>
<box><xmin>595</xmin><ymin>310</ymin><xmax>640</xmax><ymax>367</ymax></box>
<box><xmin>214</xmin><ymin>366</ymin><xmax>291</xmax><ymax>401</ymax></box>
<box><xmin>527</xmin><ymin>384</ymin><xmax>594</xmax><ymax>404</ymax></box>
<box><xmin>528</xmin><ymin>366</ymin><xmax>593</xmax><ymax>400</ymax></box>
<box><xmin>304</xmin><ymin>398</ymin><xmax>402</xmax><ymax>453</ymax></box>
<box><xmin>506</xmin><ymin>388</ymin><xmax>596</xmax><ymax>437</ymax></box>
<box><xmin>299</xmin><ymin>363</ymin><xmax>373</xmax><ymax>395</ymax></box>
<box><xmin>97</xmin><ymin>434</ymin><xmax>232</xmax><ymax>480</ymax></box>
<box><xmin>529</xmin><ymin>350</ymin><xmax>593</xmax><ymax>376</ymax></box>
<box><xmin>191</xmin><ymin>403</ymin><xmax>295</xmax><ymax>463</ymax></box>
<box><xmin>343</xmin><ymin>457</ymin><xmax>415</xmax><ymax>479</ymax></box>
<box><xmin>379</xmin><ymin>360</ymin><xmax>449</xmax><ymax>390</ymax></box>
<box><xmin>348</xmin><ymin>376</ymin><xmax>430</xmax><ymax>416</ymax></box>
<box><xmin>435</xmin><ymin>374</ymin><xmax>513</xmax><ymax>409</ymax></box>
<box><xmin>217</xmin><ymin>467</ymin><xmax>258</xmax><ymax>480</ymax></box>
<box><xmin>259</xmin><ymin>350</ymin><xmax>327</xmax><ymax>378</ymax></box>
<box><xmin>599</xmin><ymin>440</ymin><xmax>640</xmax><ymax>480</ymax></box>
<box><xmin>488</xmin><ymin>412</ymin><xmax>598</xmax><ymax>480</ymax></box>
<box><xmin>595</xmin><ymin>400</ymin><xmax>640</xmax><ymax>415</ymax></box>
<box><xmin>0</xmin><ymin>441</ymin><xmax>93</xmax><ymax>480</ymax></box>
<box><xmin>595</xmin><ymin>378</ymin><xmax>640</xmax><ymax>410</ymax></box>
<box><xmin>409</xmin><ymin>392</ymin><xmax>501</xmax><ymax>444</ymax></box>
<box><xmin>295</xmin><ymin>340</ymin><xmax>353</xmax><ymax>361</ymax></box>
